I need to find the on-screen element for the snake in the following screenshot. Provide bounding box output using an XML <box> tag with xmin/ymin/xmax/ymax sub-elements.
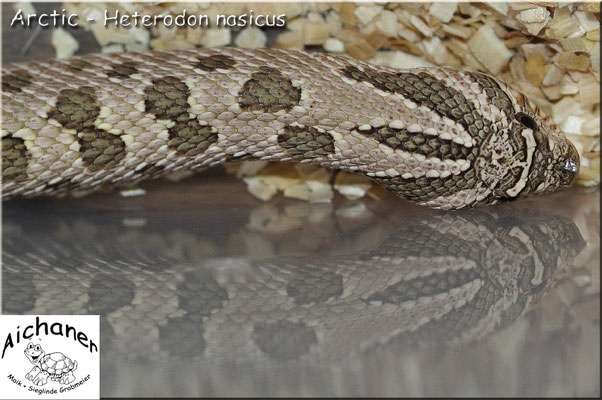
<box><xmin>2</xmin><ymin>202</ymin><xmax>585</xmax><ymax>365</ymax></box>
<box><xmin>1</xmin><ymin>48</ymin><xmax>581</xmax><ymax>209</ymax></box>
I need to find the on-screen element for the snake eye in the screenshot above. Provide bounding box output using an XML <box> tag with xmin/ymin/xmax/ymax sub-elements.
<box><xmin>516</xmin><ymin>112</ymin><xmax>537</xmax><ymax>130</ymax></box>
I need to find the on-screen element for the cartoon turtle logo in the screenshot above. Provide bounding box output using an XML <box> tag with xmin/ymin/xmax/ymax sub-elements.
<box><xmin>24</xmin><ymin>342</ymin><xmax>78</xmax><ymax>386</ymax></box>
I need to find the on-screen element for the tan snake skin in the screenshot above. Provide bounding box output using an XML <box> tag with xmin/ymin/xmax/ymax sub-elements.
<box><xmin>1</xmin><ymin>48</ymin><xmax>581</xmax><ymax>209</ymax></box>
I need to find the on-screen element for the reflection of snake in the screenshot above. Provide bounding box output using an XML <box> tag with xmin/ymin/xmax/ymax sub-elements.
<box><xmin>2</xmin><ymin>203</ymin><xmax>584</xmax><ymax>365</ymax></box>
<box><xmin>2</xmin><ymin>48</ymin><xmax>580</xmax><ymax>208</ymax></box>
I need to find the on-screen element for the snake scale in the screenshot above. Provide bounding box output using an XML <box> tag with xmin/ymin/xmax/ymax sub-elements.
<box><xmin>2</xmin><ymin>48</ymin><xmax>580</xmax><ymax>209</ymax></box>
<box><xmin>3</xmin><ymin>203</ymin><xmax>585</xmax><ymax>364</ymax></box>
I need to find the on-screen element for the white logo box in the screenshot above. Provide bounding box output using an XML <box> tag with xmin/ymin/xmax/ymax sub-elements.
<box><xmin>0</xmin><ymin>315</ymin><xmax>100</xmax><ymax>400</ymax></box>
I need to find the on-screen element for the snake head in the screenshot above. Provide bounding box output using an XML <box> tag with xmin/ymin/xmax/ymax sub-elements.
<box><xmin>477</xmin><ymin>85</ymin><xmax>580</xmax><ymax>204</ymax></box>
<box><xmin>484</xmin><ymin>210</ymin><xmax>585</xmax><ymax>316</ymax></box>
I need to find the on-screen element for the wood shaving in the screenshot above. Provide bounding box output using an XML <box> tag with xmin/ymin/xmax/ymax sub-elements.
<box><xmin>234</xmin><ymin>27</ymin><xmax>267</xmax><ymax>49</ymax></box>
<box><xmin>199</xmin><ymin>28</ymin><xmax>231</xmax><ymax>48</ymax></box>
<box><xmin>323</xmin><ymin>37</ymin><xmax>345</xmax><ymax>53</ymax></box>
<box><xmin>469</xmin><ymin>24</ymin><xmax>514</xmax><ymax>74</ymax></box>
<box><xmin>334</xmin><ymin>172</ymin><xmax>373</xmax><ymax>200</ymax></box>
<box><xmin>429</xmin><ymin>2</ymin><xmax>457</xmax><ymax>23</ymax></box>
<box><xmin>51</xmin><ymin>28</ymin><xmax>79</xmax><ymax>59</ymax></box>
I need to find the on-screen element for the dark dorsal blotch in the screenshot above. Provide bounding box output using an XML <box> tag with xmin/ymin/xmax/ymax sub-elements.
<box><xmin>194</xmin><ymin>55</ymin><xmax>237</xmax><ymax>71</ymax></box>
<box><xmin>392</xmin><ymin>282</ymin><xmax>504</xmax><ymax>343</ymax></box>
<box><xmin>177</xmin><ymin>270</ymin><xmax>229</xmax><ymax>317</ymax></box>
<box><xmin>87</xmin><ymin>273</ymin><xmax>135</xmax><ymax>315</ymax></box>
<box><xmin>358</xmin><ymin>124</ymin><xmax>473</xmax><ymax>161</ymax></box>
<box><xmin>2</xmin><ymin>135</ymin><xmax>30</xmax><ymax>183</ymax></box>
<box><xmin>144</xmin><ymin>76</ymin><xmax>190</xmax><ymax>120</ymax></box>
<box><xmin>343</xmin><ymin>65</ymin><xmax>493</xmax><ymax>201</ymax></box>
<box><xmin>48</xmin><ymin>86</ymin><xmax>101</xmax><ymax>131</ymax></box>
<box><xmin>48</xmin><ymin>86</ymin><xmax>126</xmax><ymax>170</ymax></box>
<box><xmin>342</xmin><ymin>65</ymin><xmax>488</xmax><ymax>141</ymax></box>
<box><xmin>286</xmin><ymin>265</ymin><xmax>343</xmax><ymax>305</ymax></box>
<box><xmin>278</xmin><ymin>124</ymin><xmax>335</xmax><ymax>160</ymax></box>
<box><xmin>362</xmin><ymin>222</ymin><xmax>483</xmax><ymax>262</ymax></box>
<box><xmin>167</xmin><ymin>119</ymin><xmax>218</xmax><ymax>157</ymax></box>
<box><xmin>2</xmin><ymin>70</ymin><xmax>33</xmax><ymax>93</ymax></box>
<box><xmin>253</xmin><ymin>320</ymin><xmax>318</xmax><ymax>362</ymax></box>
<box><xmin>106</xmin><ymin>61</ymin><xmax>139</xmax><ymax>79</ymax></box>
<box><xmin>238</xmin><ymin>66</ymin><xmax>301</xmax><ymax>113</ymax></box>
<box><xmin>144</xmin><ymin>76</ymin><xmax>218</xmax><ymax>156</ymax></box>
<box><xmin>159</xmin><ymin>316</ymin><xmax>206</xmax><ymax>358</ymax></box>
<box><xmin>77</xmin><ymin>128</ymin><xmax>126</xmax><ymax>170</ymax></box>
<box><xmin>2</xmin><ymin>270</ymin><xmax>38</xmax><ymax>313</ymax></box>
<box><xmin>367</xmin><ymin>268</ymin><xmax>483</xmax><ymax>305</ymax></box>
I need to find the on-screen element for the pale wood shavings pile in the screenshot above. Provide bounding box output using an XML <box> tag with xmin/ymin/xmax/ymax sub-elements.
<box><xmin>59</xmin><ymin>1</ymin><xmax>601</xmax><ymax>202</ymax></box>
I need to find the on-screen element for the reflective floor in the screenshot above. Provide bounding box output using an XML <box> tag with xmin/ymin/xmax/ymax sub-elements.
<box><xmin>2</xmin><ymin>172</ymin><xmax>599</xmax><ymax>397</ymax></box>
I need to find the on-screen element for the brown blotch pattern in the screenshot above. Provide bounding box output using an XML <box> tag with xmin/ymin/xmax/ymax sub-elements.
<box><xmin>2</xmin><ymin>136</ymin><xmax>30</xmax><ymax>183</ymax></box>
<box><xmin>253</xmin><ymin>320</ymin><xmax>318</xmax><ymax>362</ymax></box>
<box><xmin>404</xmin><ymin>282</ymin><xmax>503</xmax><ymax>342</ymax></box>
<box><xmin>361</xmin><ymin>221</ymin><xmax>483</xmax><ymax>262</ymax></box>
<box><xmin>78</xmin><ymin>129</ymin><xmax>126</xmax><ymax>170</ymax></box>
<box><xmin>177</xmin><ymin>270</ymin><xmax>229</xmax><ymax>317</ymax></box>
<box><xmin>286</xmin><ymin>266</ymin><xmax>343</xmax><ymax>305</ymax></box>
<box><xmin>2</xmin><ymin>70</ymin><xmax>33</xmax><ymax>93</ymax></box>
<box><xmin>238</xmin><ymin>66</ymin><xmax>301</xmax><ymax>113</ymax></box>
<box><xmin>278</xmin><ymin>125</ymin><xmax>335</xmax><ymax>160</ymax></box>
<box><xmin>48</xmin><ymin>86</ymin><xmax>126</xmax><ymax>170</ymax></box>
<box><xmin>106</xmin><ymin>61</ymin><xmax>138</xmax><ymax>79</ymax></box>
<box><xmin>368</xmin><ymin>268</ymin><xmax>482</xmax><ymax>305</ymax></box>
<box><xmin>342</xmin><ymin>66</ymin><xmax>489</xmax><ymax>141</ymax></box>
<box><xmin>470</xmin><ymin>72</ymin><xmax>514</xmax><ymax>118</ymax></box>
<box><xmin>343</xmin><ymin>65</ymin><xmax>497</xmax><ymax>201</ymax></box>
<box><xmin>194</xmin><ymin>55</ymin><xmax>236</xmax><ymax>71</ymax></box>
<box><xmin>359</xmin><ymin>124</ymin><xmax>473</xmax><ymax>161</ymax></box>
<box><xmin>48</xmin><ymin>86</ymin><xmax>100</xmax><ymax>131</ymax></box>
<box><xmin>144</xmin><ymin>76</ymin><xmax>218</xmax><ymax>156</ymax></box>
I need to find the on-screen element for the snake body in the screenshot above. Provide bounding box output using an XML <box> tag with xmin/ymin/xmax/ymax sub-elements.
<box><xmin>2</xmin><ymin>48</ymin><xmax>580</xmax><ymax>209</ymax></box>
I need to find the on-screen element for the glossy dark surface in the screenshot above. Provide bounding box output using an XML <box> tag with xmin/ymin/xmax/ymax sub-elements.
<box><xmin>2</xmin><ymin>172</ymin><xmax>599</xmax><ymax>397</ymax></box>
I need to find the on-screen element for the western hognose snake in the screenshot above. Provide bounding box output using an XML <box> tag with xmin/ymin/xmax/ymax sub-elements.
<box><xmin>1</xmin><ymin>48</ymin><xmax>580</xmax><ymax>209</ymax></box>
